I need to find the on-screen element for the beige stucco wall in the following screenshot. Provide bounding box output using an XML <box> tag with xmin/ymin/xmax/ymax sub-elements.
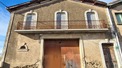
<box><xmin>34</xmin><ymin>0</ymin><xmax>108</xmax><ymax>21</ymax></box>
<box><xmin>4</xmin><ymin>32</ymin><xmax>109</xmax><ymax>68</ymax></box>
<box><xmin>15</xmin><ymin>0</ymin><xmax>109</xmax><ymax>29</ymax></box>
<box><xmin>3</xmin><ymin>0</ymin><xmax>110</xmax><ymax>68</ymax></box>
<box><xmin>83</xmin><ymin>33</ymin><xmax>105</xmax><ymax>62</ymax></box>
<box><xmin>14</xmin><ymin>34</ymin><xmax>40</xmax><ymax>67</ymax></box>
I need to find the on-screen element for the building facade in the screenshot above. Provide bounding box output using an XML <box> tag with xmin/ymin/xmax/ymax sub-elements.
<box><xmin>1</xmin><ymin>0</ymin><xmax>122</xmax><ymax>68</ymax></box>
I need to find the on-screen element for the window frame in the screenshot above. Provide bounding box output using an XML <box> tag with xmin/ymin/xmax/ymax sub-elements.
<box><xmin>85</xmin><ymin>9</ymin><xmax>99</xmax><ymax>28</ymax></box>
<box><xmin>55</xmin><ymin>10</ymin><xmax>68</xmax><ymax>29</ymax></box>
<box><xmin>115</xmin><ymin>13</ymin><xmax>122</xmax><ymax>25</ymax></box>
<box><xmin>23</xmin><ymin>10</ymin><xmax>37</xmax><ymax>29</ymax></box>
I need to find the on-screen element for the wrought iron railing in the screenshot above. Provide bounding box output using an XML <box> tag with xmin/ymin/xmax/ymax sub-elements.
<box><xmin>16</xmin><ymin>20</ymin><xmax>108</xmax><ymax>30</ymax></box>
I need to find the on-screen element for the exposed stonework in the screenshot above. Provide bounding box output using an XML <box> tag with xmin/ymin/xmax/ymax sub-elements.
<box><xmin>14</xmin><ymin>64</ymin><xmax>38</xmax><ymax>68</ymax></box>
<box><xmin>86</xmin><ymin>60</ymin><xmax>101</xmax><ymax>68</ymax></box>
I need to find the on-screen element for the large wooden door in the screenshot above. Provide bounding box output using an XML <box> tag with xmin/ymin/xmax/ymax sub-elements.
<box><xmin>102</xmin><ymin>43</ymin><xmax>118</xmax><ymax>68</ymax></box>
<box><xmin>44</xmin><ymin>39</ymin><xmax>81</xmax><ymax>68</ymax></box>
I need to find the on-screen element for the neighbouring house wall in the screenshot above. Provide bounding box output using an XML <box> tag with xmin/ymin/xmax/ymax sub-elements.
<box><xmin>110</xmin><ymin>4</ymin><xmax>122</xmax><ymax>51</ymax></box>
<box><xmin>111</xmin><ymin>6</ymin><xmax>122</xmax><ymax>35</ymax></box>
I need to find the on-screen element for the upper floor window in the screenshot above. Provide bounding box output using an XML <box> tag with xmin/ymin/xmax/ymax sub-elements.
<box><xmin>87</xmin><ymin>12</ymin><xmax>96</xmax><ymax>28</ymax></box>
<box><xmin>55</xmin><ymin>10</ymin><xmax>68</xmax><ymax>29</ymax></box>
<box><xmin>115</xmin><ymin>13</ymin><xmax>122</xmax><ymax>24</ymax></box>
<box><xmin>24</xmin><ymin>11</ymin><xmax>37</xmax><ymax>29</ymax></box>
<box><xmin>85</xmin><ymin>9</ymin><xmax>99</xmax><ymax>28</ymax></box>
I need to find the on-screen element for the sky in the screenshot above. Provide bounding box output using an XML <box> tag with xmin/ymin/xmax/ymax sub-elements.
<box><xmin>0</xmin><ymin>0</ymin><xmax>112</xmax><ymax>55</ymax></box>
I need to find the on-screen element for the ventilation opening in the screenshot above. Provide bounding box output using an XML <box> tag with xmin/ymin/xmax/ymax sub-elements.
<box><xmin>20</xmin><ymin>46</ymin><xmax>26</xmax><ymax>49</ymax></box>
<box><xmin>18</xmin><ymin>43</ymin><xmax>29</xmax><ymax>52</ymax></box>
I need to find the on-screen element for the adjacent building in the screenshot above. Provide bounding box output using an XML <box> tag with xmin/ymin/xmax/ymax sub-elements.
<box><xmin>108</xmin><ymin>0</ymin><xmax>122</xmax><ymax>68</ymax></box>
<box><xmin>108</xmin><ymin>0</ymin><xmax>122</xmax><ymax>51</ymax></box>
<box><xmin>0</xmin><ymin>0</ymin><xmax>122</xmax><ymax>68</ymax></box>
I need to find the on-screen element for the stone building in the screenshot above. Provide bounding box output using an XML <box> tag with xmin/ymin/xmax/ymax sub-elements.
<box><xmin>0</xmin><ymin>0</ymin><xmax>122</xmax><ymax>68</ymax></box>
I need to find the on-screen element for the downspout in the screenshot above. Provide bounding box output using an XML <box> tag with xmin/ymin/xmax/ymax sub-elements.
<box><xmin>80</xmin><ymin>36</ymin><xmax>86</xmax><ymax>68</ymax></box>
<box><xmin>0</xmin><ymin>12</ymin><xmax>15</xmax><ymax>67</ymax></box>
<box><xmin>106</xmin><ymin>7</ymin><xmax>122</xmax><ymax>68</ymax></box>
<box><xmin>115</xmin><ymin>32</ymin><xmax>122</xmax><ymax>67</ymax></box>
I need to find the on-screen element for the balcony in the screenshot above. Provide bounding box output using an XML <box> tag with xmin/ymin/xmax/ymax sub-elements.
<box><xmin>15</xmin><ymin>20</ymin><xmax>109</xmax><ymax>33</ymax></box>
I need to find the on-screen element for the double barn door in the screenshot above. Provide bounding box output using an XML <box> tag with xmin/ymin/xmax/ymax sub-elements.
<box><xmin>44</xmin><ymin>39</ymin><xmax>81</xmax><ymax>68</ymax></box>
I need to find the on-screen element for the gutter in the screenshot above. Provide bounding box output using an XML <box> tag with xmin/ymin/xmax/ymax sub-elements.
<box><xmin>80</xmin><ymin>36</ymin><xmax>86</xmax><ymax>68</ymax></box>
<box><xmin>0</xmin><ymin>12</ymin><xmax>15</xmax><ymax>67</ymax></box>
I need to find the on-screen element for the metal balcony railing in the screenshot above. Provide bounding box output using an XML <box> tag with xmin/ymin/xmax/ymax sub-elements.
<box><xmin>16</xmin><ymin>20</ymin><xmax>108</xmax><ymax>30</ymax></box>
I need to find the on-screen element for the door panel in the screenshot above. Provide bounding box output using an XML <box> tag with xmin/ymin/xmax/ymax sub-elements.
<box><xmin>61</xmin><ymin>47</ymin><xmax>81</xmax><ymax>68</ymax></box>
<box><xmin>44</xmin><ymin>39</ymin><xmax>81</xmax><ymax>68</ymax></box>
<box><xmin>44</xmin><ymin>41</ymin><xmax>61</xmax><ymax>68</ymax></box>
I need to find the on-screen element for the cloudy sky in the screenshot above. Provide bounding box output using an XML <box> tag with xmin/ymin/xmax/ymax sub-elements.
<box><xmin>0</xmin><ymin>0</ymin><xmax>112</xmax><ymax>54</ymax></box>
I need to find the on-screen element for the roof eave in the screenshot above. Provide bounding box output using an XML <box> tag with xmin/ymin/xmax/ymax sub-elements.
<box><xmin>108</xmin><ymin>0</ymin><xmax>122</xmax><ymax>6</ymax></box>
<box><xmin>7</xmin><ymin>0</ymin><xmax>107</xmax><ymax>12</ymax></box>
<box><xmin>7</xmin><ymin>0</ymin><xmax>42</xmax><ymax>12</ymax></box>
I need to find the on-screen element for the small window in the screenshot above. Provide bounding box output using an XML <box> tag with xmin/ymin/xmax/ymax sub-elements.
<box><xmin>115</xmin><ymin>13</ymin><xmax>122</xmax><ymax>24</ymax></box>
<box><xmin>20</xmin><ymin>45</ymin><xmax>26</xmax><ymax>49</ymax></box>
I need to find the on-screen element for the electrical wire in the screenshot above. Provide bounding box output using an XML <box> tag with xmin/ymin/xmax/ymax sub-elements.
<box><xmin>0</xmin><ymin>1</ymin><xmax>8</xmax><ymax>7</ymax></box>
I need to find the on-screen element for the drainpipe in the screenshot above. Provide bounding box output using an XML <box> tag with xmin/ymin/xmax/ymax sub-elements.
<box><xmin>0</xmin><ymin>12</ymin><xmax>15</xmax><ymax>67</ymax></box>
<box><xmin>115</xmin><ymin>32</ymin><xmax>122</xmax><ymax>67</ymax></box>
<box><xmin>80</xmin><ymin>36</ymin><xmax>86</xmax><ymax>68</ymax></box>
<box><xmin>106</xmin><ymin>7</ymin><xmax>122</xmax><ymax>68</ymax></box>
